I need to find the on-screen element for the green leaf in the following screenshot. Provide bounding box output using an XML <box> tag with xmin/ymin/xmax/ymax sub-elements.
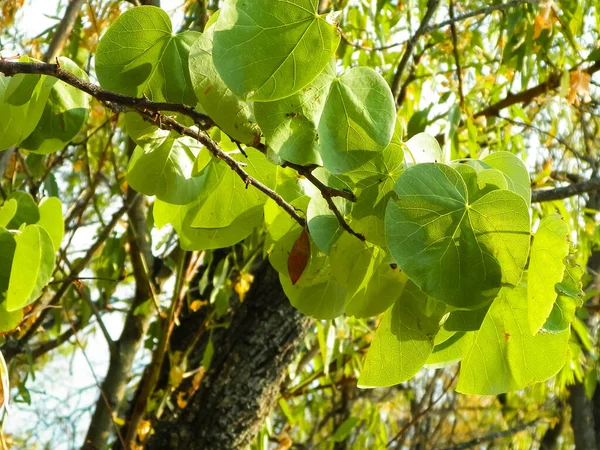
<box><xmin>212</xmin><ymin>0</ymin><xmax>340</xmax><ymax>101</ymax></box>
<box><xmin>331</xmin><ymin>417</ymin><xmax>360</xmax><ymax>442</ymax></box>
<box><xmin>329</xmin><ymin>234</ymin><xmax>407</xmax><ymax>318</ymax></box>
<box><xmin>281</xmin><ymin>271</ymin><xmax>347</xmax><ymax>320</ymax></box>
<box><xmin>0</xmin><ymin>301</ymin><xmax>23</xmax><ymax>334</ymax></box>
<box><xmin>482</xmin><ymin>151</ymin><xmax>531</xmax><ymax>208</ymax></box>
<box><xmin>0</xmin><ymin>227</ymin><xmax>16</xmax><ymax>299</ymax></box>
<box><xmin>0</xmin><ymin>57</ymin><xmax>55</xmax><ymax>150</ymax></box>
<box><xmin>349</xmin><ymin>117</ymin><xmax>404</xmax><ymax>247</ymax></box>
<box><xmin>254</xmin><ymin>60</ymin><xmax>335</xmax><ymax>166</ymax></box>
<box><xmin>255</xmin><ymin>63</ymin><xmax>396</xmax><ymax>173</ymax></box>
<box><xmin>426</xmin><ymin>331</ymin><xmax>471</xmax><ymax>368</ymax></box>
<box><xmin>280</xmin><ymin>232</ymin><xmax>348</xmax><ymax>319</ymax></box>
<box><xmin>189</xmin><ymin>149</ymin><xmax>276</xmax><ymax>228</ymax></box>
<box><xmin>0</xmin><ymin>199</ymin><xmax>17</xmax><ymax>228</ymax></box>
<box><xmin>6</xmin><ymin>224</ymin><xmax>56</xmax><ymax>311</ymax></box>
<box><xmin>358</xmin><ymin>281</ymin><xmax>445</xmax><ymax>388</ymax></box>
<box><xmin>189</xmin><ymin>25</ymin><xmax>260</xmax><ymax>145</ymax></box>
<box><xmin>527</xmin><ymin>214</ymin><xmax>569</xmax><ymax>334</ymax></box>
<box><xmin>457</xmin><ymin>283</ymin><xmax>570</xmax><ymax>395</ymax></box>
<box><xmin>95</xmin><ymin>6</ymin><xmax>198</xmax><ymax>104</ymax></box>
<box><xmin>403</xmin><ymin>132</ymin><xmax>443</xmax><ymax>165</ymax></box>
<box><xmin>385</xmin><ymin>163</ymin><xmax>530</xmax><ymax>309</ymax></box>
<box><xmin>127</xmin><ymin>138</ymin><xmax>209</xmax><ymax>205</ymax></box>
<box><xmin>543</xmin><ymin>261</ymin><xmax>584</xmax><ymax>333</ymax></box>
<box><xmin>444</xmin><ymin>305</ymin><xmax>491</xmax><ymax>331</ymax></box>
<box><xmin>6</xmin><ymin>192</ymin><xmax>40</xmax><ymax>229</ymax></box>
<box><xmin>154</xmin><ymin>199</ymin><xmax>263</xmax><ymax>251</ymax></box>
<box><xmin>37</xmin><ymin>197</ymin><xmax>64</xmax><ymax>251</ymax></box>
<box><xmin>20</xmin><ymin>57</ymin><xmax>90</xmax><ymax>154</ymax></box>
<box><xmin>265</xmin><ymin>196</ymin><xmax>310</xmax><ymax>275</ymax></box>
<box><xmin>319</xmin><ymin>67</ymin><xmax>396</xmax><ymax>173</ymax></box>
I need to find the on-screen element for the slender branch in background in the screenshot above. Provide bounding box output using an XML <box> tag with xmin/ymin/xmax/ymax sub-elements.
<box><xmin>532</xmin><ymin>178</ymin><xmax>600</xmax><ymax>203</ymax></box>
<box><xmin>71</xmin><ymin>279</ymin><xmax>116</xmax><ymax>354</ymax></box>
<box><xmin>427</xmin><ymin>0</ymin><xmax>540</xmax><ymax>36</ymax></box>
<box><xmin>391</xmin><ymin>0</ymin><xmax>441</xmax><ymax>102</ymax></box>
<box><xmin>498</xmin><ymin>116</ymin><xmax>592</xmax><ymax>164</ymax></box>
<box><xmin>66</xmin><ymin>311</ymin><xmax>128</xmax><ymax>450</ymax></box>
<box><xmin>449</xmin><ymin>0</ymin><xmax>465</xmax><ymax>111</ymax></box>
<box><xmin>83</xmin><ymin>187</ymin><xmax>156</xmax><ymax>450</ymax></box>
<box><xmin>44</xmin><ymin>0</ymin><xmax>87</xmax><ymax>62</ymax></box>
<box><xmin>397</xmin><ymin>43</ymin><xmax>434</xmax><ymax>108</ymax></box>
<box><xmin>387</xmin><ymin>369</ymin><xmax>459</xmax><ymax>447</ymax></box>
<box><xmin>10</xmin><ymin>198</ymin><xmax>136</xmax><ymax>353</ymax></box>
<box><xmin>341</xmin><ymin>0</ymin><xmax>540</xmax><ymax>53</ymax></box>
<box><xmin>123</xmin><ymin>251</ymin><xmax>203</xmax><ymax>448</ymax></box>
<box><xmin>440</xmin><ymin>420</ymin><xmax>539</xmax><ymax>450</ymax></box>
<box><xmin>474</xmin><ymin>60</ymin><xmax>600</xmax><ymax>118</ymax></box>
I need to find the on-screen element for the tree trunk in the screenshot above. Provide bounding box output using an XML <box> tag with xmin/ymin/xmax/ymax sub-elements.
<box><xmin>147</xmin><ymin>262</ymin><xmax>313</xmax><ymax>450</ymax></box>
<box><xmin>569</xmin><ymin>382</ymin><xmax>598</xmax><ymax>450</ymax></box>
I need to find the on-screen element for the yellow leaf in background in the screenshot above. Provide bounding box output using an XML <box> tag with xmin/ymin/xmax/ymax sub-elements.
<box><xmin>533</xmin><ymin>1</ymin><xmax>554</xmax><ymax>39</ymax></box>
<box><xmin>568</xmin><ymin>70</ymin><xmax>591</xmax><ymax>104</ymax></box>
<box><xmin>189</xmin><ymin>299</ymin><xmax>207</xmax><ymax>312</ymax></box>
<box><xmin>137</xmin><ymin>420</ymin><xmax>152</xmax><ymax>442</ymax></box>
<box><xmin>234</xmin><ymin>272</ymin><xmax>254</xmax><ymax>301</ymax></box>
<box><xmin>176</xmin><ymin>392</ymin><xmax>188</xmax><ymax>409</ymax></box>
<box><xmin>277</xmin><ymin>431</ymin><xmax>293</xmax><ymax>450</ymax></box>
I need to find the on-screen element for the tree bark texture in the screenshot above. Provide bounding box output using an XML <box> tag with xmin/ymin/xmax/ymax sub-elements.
<box><xmin>569</xmin><ymin>382</ymin><xmax>598</xmax><ymax>450</ymax></box>
<box><xmin>148</xmin><ymin>262</ymin><xmax>313</xmax><ymax>450</ymax></box>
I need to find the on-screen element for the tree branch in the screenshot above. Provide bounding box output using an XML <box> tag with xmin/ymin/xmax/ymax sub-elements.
<box><xmin>0</xmin><ymin>60</ymin><xmax>314</xmax><ymax>228</ymax></box>
<box><xmin>44</xmin><ymin>0</ymin><xmax>87</xmax><ymax>62</ymax></box>
<box><xmin>474</xmin><ymin>60</ymin><xmax>600</xmax><ymax>118</ymax></box>
<box><xmin>532</xmin><ymin>178</ymin><xmax>600</xmax><ymax>203</ymax></box>
<box><xmin>341</xmin><ymin>0</ymin><xmax>540</xmax><ymax>53</ymax></box>
<box><xmin>0</xmin><ymin>59</ymin><xmax>213</xmax><ymax>129</ymax></box>
<box><xmin>391</xmin><ymin>0</ymin><xmax>441</xmax><ymax>102</ymax></box>
<box><xmin>440</xmin><ymin>420</ymin><xmax>539</xmax><ymax>450</ymax></box>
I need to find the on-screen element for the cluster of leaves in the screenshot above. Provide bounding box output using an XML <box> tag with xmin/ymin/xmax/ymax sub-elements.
<box><xmin>0</xmin><ymin>0</ymin><xmax>586</xmax><ymax>397</ymax></box>
<box><xmin>0</xmin><ymin>192</ymin><xmax>64</xmax><ymax>334</ymax></box>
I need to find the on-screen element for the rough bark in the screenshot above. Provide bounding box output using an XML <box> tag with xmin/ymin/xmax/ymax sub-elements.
<box><xmin>147</xmin><ymin>262</ymin><xmax>313</xmax><ymax>450</ymax></box>
<box><xmin>569</xmin><ymin>382</ymin><xmax>598</xmax><ymax>450</ymax></box>
<box><xmin>82</xmin><ymin>192</ymin><xmax>155</xmax><ymax>450</ymax></box>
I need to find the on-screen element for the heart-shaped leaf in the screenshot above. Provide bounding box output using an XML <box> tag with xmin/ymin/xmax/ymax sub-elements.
<box><xmin>95</xmin><ymin>6</ymin><xmax>198</xmax><ymax>104</ymax></box>
<box><xmin>385</xmin><ymin>163</ymin><xmax>530</xmax><ymax>309</ymax></box>
<box><xmin>213</xmin><ymin>0</ymin><xmax>340</xmax><ymax>101</ymax></box>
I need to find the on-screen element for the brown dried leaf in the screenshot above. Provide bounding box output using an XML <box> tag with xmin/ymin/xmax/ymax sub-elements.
<box><xmin>288</xmin><ymin>229</ymin><xmax>311</xmax><ymax>285</ymax></box>
<box><xmin>568</xmin><ymin>70</ymin><xmax>591</xmax><ymax>104</ymax></box>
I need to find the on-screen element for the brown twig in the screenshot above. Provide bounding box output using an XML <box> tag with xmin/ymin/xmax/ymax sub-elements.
<box><xmin>391</xmin><ymin>0</ymin><xmax>441</xmax><ymax>102</ymax></box>
<box><xmin>0</xmin><ymin>60</ymin><xmax>213</xmax><ymax>129</ymax></box>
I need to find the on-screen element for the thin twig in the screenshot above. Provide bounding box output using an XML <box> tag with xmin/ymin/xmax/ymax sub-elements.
<box><xmin>340</xmin><ymin>0</ymin><xmax>540</xmax><ymax>53</ymax></box>
<box><xmin>387</xmin><ymin>368</ymin><xmax>459</xmax><ymax>447</ymax></box>
<box><xmin>449</xmin><ymin>0</ymin><xmax>465</xmax><ymax>111</ymax></box>
<box><xmin>65</xmin><ymin>310</ymin><xmax>127</xmax><ymax>450</ymax></box>
<box><xmin>391</xmin><ymin>0</ymin><xmax>441</xmax><ymax>101</ymax></box>
<box><xmin>440</xmin><ymin>420</ymin><xmax>539</xmax><ymax>450</ymax></box>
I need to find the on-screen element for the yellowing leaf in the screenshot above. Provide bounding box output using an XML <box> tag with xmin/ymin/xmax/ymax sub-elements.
<box><xmin>533</xmin><ymin>1</ymin><xmax>554</xmax><ymax>39</ymax></box>
<box><xmin>234</xmin><ymin>272</ymin><xmax>254</xmax><ymax>301</ymax></box>
<box><xmin>568</xmin><ymin>70</ymin><xmax>591</xmax><ymax>104</ymax></box>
